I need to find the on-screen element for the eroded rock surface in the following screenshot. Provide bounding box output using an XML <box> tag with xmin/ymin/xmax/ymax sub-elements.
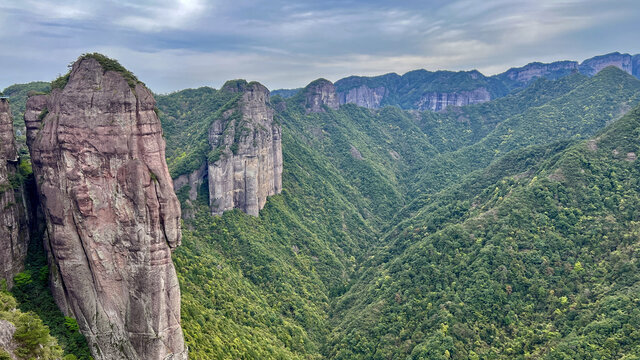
<box><xmin>415</xmin><ymin>88</ymin><xmax>491</xmax><ymax>112</ymax></box>
<box><xmin>580</xmin><ymin>52</ymin><xmax>633</xmax><ymax>76</ymax></box>
<box><xmin>0</xmin><ymin>99</ymin><xmax>28</xmax><ymax>288</ymax></box>
<box><xmin>208</xmin><ymin>80</ymin><xmax>282</xmax><ymax>216</ymax></box>
<box><xmin>338</xmin><ymin>84</ymin><xmax>386</xmax><ymax>109</ymax></box>
<box><xmin>25</xmin><ymin>56</ymin><xmax>186</xmax><ymax>360</ymax></box>
<box><xmin>304</xmin><ymin>79</ymin><xmax>340</xmax><ymax>113</ymax></box>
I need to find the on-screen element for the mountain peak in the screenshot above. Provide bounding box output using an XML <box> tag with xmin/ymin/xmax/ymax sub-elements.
<box><xmin>303</xmin><ymin>78</ymin><xmax>339</xmax><ymax>113</ymax></box>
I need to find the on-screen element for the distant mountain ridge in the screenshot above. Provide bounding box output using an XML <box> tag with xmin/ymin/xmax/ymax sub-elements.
<box><xmin>273</xmin><ymin>52</ymin><xmax>640</xmax><ymax>111</ymax></box>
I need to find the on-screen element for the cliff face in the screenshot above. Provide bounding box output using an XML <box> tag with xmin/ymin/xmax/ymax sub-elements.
<box><xmin>499</xmin><ymin>61</ymin><xmax>579</xmax><ymax>88</ymax></box>
<box><xmin>634</xmin><ymin>55</ymin><xmax>640</xmax><ymax>79</ymax></box>
<box><xmin>25</xmin><ymin>56</ymin><xmax>186</xmax><ymax>360</ymax></box>
<box><xmin>414</xmin><ymin>87</ymin><xmax>491</xmax><ymax>111</ymax></box>
<box><xmin>0</xmin><ymin>99</ymin><xmax>29</xmax><ymax>288</ymax></box>
<box><xmin>208</xmin><ymin>80</ymin><xmax>282</xmax><ymax>216</ymax></box>
<box><xmin>304</xmin><ymin>79</ymin><xmax>340</xmax><ymax>113</ymax></box>
<box><xmin>338</xmin><ymin>85</ymin><xmax>386</xmax><ymax>109</ymax></box>
<box><xmin>579</xmin><ymin>52</ymin><xmax>633</xmax><ymax>76</ymax></box>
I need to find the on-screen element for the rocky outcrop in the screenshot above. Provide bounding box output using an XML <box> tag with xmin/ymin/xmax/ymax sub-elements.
<box><xmin>632</xmin><ymin>55</ymin><xmax>640</xmax><ymax>79</ymax></box>
<box><xmin>499</xmin><ymin>61</ymin><xmax>578</xmax><ymax>88</ymax></box>
<box><xmin>173</xmin><ymin>162</ymin><xmax>207</xmax><ymax>202</ymax></box>
<box><xmin>579</xmin><ymin>52</ymin><xmax>633</xmax><ymax>76</ymax></box>
<box><xmin>25</xmin><ymin>55</ymin><xmax>186</xmax><ymax>360</ymax></box>
<box><xmin>338</xmin><ymin>85</ymin><xmax>386</xmax><ymax>109</ymax></box>
<box><xmin>303</xmin><ymin>79</ymin><xmax>340</xmax><ymax>113</ymax></box>
<box><xmin>0</xmin><ymin>99</ymin><xmax>29</xmax><ymax>288</ymax></box>
<box><xmin>415</xmin><ymin>88</ymin><xmax>491</xmax><ymax>112</ymax></box>
<box><xmin>208</xmin><ymin>80</ymin><xmax>282</xmax><ymax>216</ymax></box>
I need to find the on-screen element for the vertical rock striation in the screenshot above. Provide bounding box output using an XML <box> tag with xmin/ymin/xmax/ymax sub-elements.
<box><xmin>208</xmin><ymin>80</ymin><xmax>282</xmax><ymax>216</ymax></box>
<box><xmin>303</xmin><ymin>79</ymin><xmax>340</xmax><ymax>113</ymax></box>
<box><xmin>0</xmin><ymin>99</ymin><xmax>29</xmax><ymax>287</ymax></box>
<box><xmin>579</xmin><ymin>52</ymin><xmax>633</xmax><ymax>76</ymax></box>
<box><xmin>338</xmin><ymin>85</ymin><xmax>387</xmax><ymax>109</ymax></box>
<box><xmin>25</xmin><ymin>55</ymin><xmax>186</xmax><ymax>360</ymax></box>
<box><xmin>414</xmin><ymin>88</ymin><xmax>491</xmax><ymax>112</ymax></box>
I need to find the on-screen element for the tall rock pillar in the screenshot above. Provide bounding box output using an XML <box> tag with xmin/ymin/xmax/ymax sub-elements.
<box><xmin>25</xmin><ymin>55</ymin><xmax>187</xmax><ymax>360</ymax></box>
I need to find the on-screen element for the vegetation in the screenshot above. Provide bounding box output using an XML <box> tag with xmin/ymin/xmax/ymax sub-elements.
<box><xmin>161</xmin><ymin>66</ymin><xmax>640</xmax><ymax>359</ymax></box>
<box><xmin>51</xmin><ymin>53</ymin><xmax>139</xmax><ymax>90</ymax></box>
<box><xmin>0</xmin><ymin>283</ymin><xmax>65</xmax><ymax>360</ymax></box>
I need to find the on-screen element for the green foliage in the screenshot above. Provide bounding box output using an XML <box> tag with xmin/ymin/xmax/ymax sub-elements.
<box><xmin>2</xmin><ymin>82</ymin><xmax>50</xmax><ymax>138</ymax></box>
<box><xmin>11</xmin><ymin>229</ymin><xmax>92</xmax><ymax>359</ymax></box>
<box><xmin>51</xmin><ymin>53</ymin><xmax>139</xmax><ymax>91</ymax></box>
<box><xmin>327</xmin><ymin>105</ymin><xmax>640</xmax><ymax>359</ymax></box>
<box><xmin>0</xmin><ymin>288</ymin><xmax>64</xmax><ymax>359</ymax></box>
<box><xmin>156</xmin><ymin>86</ymin><xmax>240</xmax><ymax>177</ymax></box>
<box><xmin>163</xmin><ymin>69</ymin><xmax>640</xmax><ymax>358</ymax></box>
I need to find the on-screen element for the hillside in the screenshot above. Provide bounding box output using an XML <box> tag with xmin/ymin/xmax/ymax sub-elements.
<box><xmin>327</xmin><ymin>104</ymin><xmax>640</xmax><ymax>359</ymax></box>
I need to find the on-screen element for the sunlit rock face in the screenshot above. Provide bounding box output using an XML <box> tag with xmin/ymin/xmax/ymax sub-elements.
<box><xmin>25</xmin><ymin>56</ymin><xmax>187</xmax><ymax>360</ymax></box>
<box><xmin>208</xmin><ymin>80</ymin><xmax>283</xmax><ymax>216</ymax></box>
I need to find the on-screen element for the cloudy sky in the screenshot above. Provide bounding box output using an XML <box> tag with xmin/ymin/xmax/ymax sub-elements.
<box><xmin>1</xmin><ymin>0</ymin><xmax>639</xmax><ymax>93</ymax></box>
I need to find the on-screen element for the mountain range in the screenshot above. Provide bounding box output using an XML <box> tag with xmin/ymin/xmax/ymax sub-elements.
<box><xmin>1</xmin><ymin>51</ymin><xmax>639</xmax><ymax>359</ymax></box>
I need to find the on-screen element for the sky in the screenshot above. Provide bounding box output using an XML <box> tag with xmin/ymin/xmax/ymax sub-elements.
<box><xmin>1</xmin><ymin>0</ymin><xmax>639</xmax><ymax>93</ymax></box>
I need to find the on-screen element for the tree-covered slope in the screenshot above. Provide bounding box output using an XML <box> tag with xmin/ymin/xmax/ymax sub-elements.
<box><xmin>157</xmin><ymin>83</ymin><xmax>442</xmax><ymax>358</ymax></box>
<box><xmin>411</xmin><ymin>66</ymin><xmax>640</xmax><ymax>198</ymax></box>
<box><xmin>327</xmin><ymin>105</ymin><xmax>640</xmax><ymax>359</ymax></box>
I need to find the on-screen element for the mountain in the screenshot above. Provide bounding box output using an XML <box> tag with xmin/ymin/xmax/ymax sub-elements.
<box><xmin>25</xmin><ymin>54</ymin><xmax>186</xmax><ymax>359</ymax></box>
<box><xmin>274</xmin><ymin>52</ymin><xmax>640</xmax><ymax>112</ymax></box>
<box><xmin>327</xmin><ymin>103</ymin><xmax>640</xmax><ymax>359</ymax></box>
<box><xmin>3</xmin><ymin>51</ymin><xmax>640</xmax><ymax>359</ymax></box>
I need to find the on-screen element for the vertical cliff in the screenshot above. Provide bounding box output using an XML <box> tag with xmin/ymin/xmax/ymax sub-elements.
<box><xmin>0</xmin><ymin>99</ymin><xmax>29</xmax><ymax>287</ymax></box>
<box><xmin>303</xmin><ymin>79</ymin><xmax>340</xmax><ymax>113</ymax></box>
<box><xmin>24</xmin><ymin>54</ymin><xmax>186</xmax><ymax>360</ymax></box>
<box><xmin>208</xmin><ymin>80</ymin><xmax>282</xmax><ymax>216</ymax></box>
<box><xmin>579</xmin><ymin>52</ymin><xmax>633</xmax><ymax>76</ymax></box>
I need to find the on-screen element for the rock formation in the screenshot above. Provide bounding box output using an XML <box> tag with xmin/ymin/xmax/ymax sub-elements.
<box><xmin>579</xmin><ymin>52</ymin><xmax>633</xmax><ymax>76</ymax></box>
<box><xmin>208</xmin><ymin>80</ymin><xmax>282</xmax><ymax>216</ymax></box>
<box><xmin>0</xmin><ymin>98</ymin><xmax>29</xmax><ymax>288</ymax></box>
<box><xmin>498</xmin><ymin>60</ymin><xmax>579</xmax><ymax>88</ymax></box>
<box><xmin>304</xmin><ymin>79</ymin><xmax>340</xmax><ymax>113</ymax></box>
<box><xmin>414</xmin><ymin>88</ymin><xmax>491</xmax><ymax>112</ymax></box>
<box><xmin>338</xmin><ymin>85</ymin><xmax>386</xmax><ymax>109</ymax></box>
<box><xmin>25</xmin><ymin>55</ymin><xmax>186</xmax><ymax>360</ymax></box>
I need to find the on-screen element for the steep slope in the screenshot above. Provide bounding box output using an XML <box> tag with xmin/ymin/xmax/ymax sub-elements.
<box><xmin>158</xmin><ymin>77</ymin><xmax>439</xmax><ymax>358</ymax></box>
<box><xmin>335</xmin><ymin>70</ymin><xmax>507</xmax><ymax>110</ymax></box>
<box><xmin>412</xmin><ymin>66</ymin><xmax>640</xmax><ymax>197</ymax></box>
<box><xmin>328</xmin><ymin>104</ymin><xmax>640</xmax><ymax>359</ymax></box>
<box><xmin>25</xmin><ymin>54</ymin><xmax>186</xmax><ymax>360</ymax></box>
<box><xmin>207</xmin><ymin>80</ymin><xmax>282</xmax><ymax>216</ymax></box>
<box><xmin>0</xmin><ymin>99</ymin><xmax>29</xmax><ymax>287</ymax></box>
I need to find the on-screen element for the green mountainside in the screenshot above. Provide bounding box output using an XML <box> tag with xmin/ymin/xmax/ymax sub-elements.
<box><xmin>328</xmin><ymin>105</ymin><xmax>640</xmax><ymax>359</ymax></box>
<box><xmin>4</xmin><ymin>60</ymin><xmax>640</xmax><ymax>359</ymax></box>
<box><xmin>153</xmin><ymin>66</ymin><xmax>640</xmax><ymax>359</ymax></box>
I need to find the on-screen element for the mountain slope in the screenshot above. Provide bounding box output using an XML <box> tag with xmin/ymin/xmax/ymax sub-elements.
<box><xmin>328</xmin><ymin>104</ymin><xmax>640</xmax><ymax>359</ymax></box>
<box><xmin>411</xmin><ymin>66</ymin><xmax>640</xmax><ymax>198</ymax></box>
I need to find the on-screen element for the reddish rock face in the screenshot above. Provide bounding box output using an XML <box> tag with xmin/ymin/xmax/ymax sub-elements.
<box><xmin>25</xmin><ymin>56</ymin><xmax>186</xmax><ymax>360</ymax></box>
<box><xmin>0</xmin><ymin>99</ymin><xmax>29</xmax><ymax>287</ymax></box>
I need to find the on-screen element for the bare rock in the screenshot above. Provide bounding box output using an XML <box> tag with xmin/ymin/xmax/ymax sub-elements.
<box><xmin>580</xmin><ymin>52</ymin><xmax>633</xmax><ymax>76</ymax></box>
<box><xmin>338</xmin><ymin>85</ymin><xmax>386</xmax><ymax>109</ymax></box>
<box><xmin>25</xmin><ymin>55</ymin><xmax>186</xmax><ymax>360</ymax></box>
<box><xmin>303</xmin><ymin>79</ymin><xmax>340</xmax><ymax>113</ymax></box>
<box><xmin>0</xmin><ymin>319</ymin><xmax>17</xmax><ymax>359</ymax></box>
<box><xmin>0</xmin><ymin>99</ymin><xmax>29</xmax><ymax>288</ymax></box>
<box><xmin>501</xmin><ymin>61</ymin><xmax>578</xmax><ymax>86</ymax></box>
<box><xmin>208</xmin><ymin>80</ymin><xmax>282</xmax><ymax>216</ymax></box>
<box><xmin>415</xmin><ymin>88</ymin><xmax>491</xmax><ymax>112</ymax></box>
